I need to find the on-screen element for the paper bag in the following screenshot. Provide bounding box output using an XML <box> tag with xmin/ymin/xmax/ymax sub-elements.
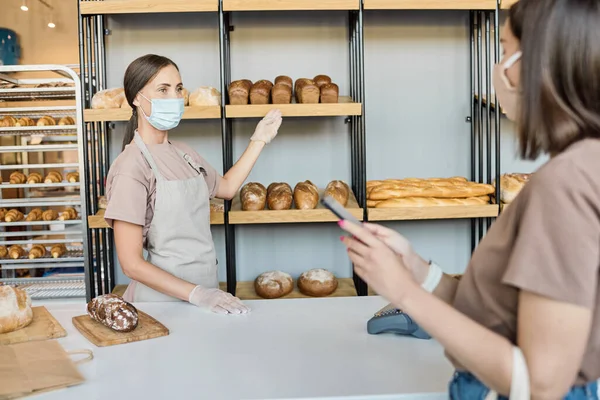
<box><xmin>0</xmin><ymin>340</ymin><xmax>87</xmax><ymax>399</ymax></box>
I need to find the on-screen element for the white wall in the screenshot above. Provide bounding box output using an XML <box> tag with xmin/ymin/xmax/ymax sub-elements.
<box><xmin>100</xmin><ymin>10</ymin><xmax>546</xmax><ymax>285</ymax></box>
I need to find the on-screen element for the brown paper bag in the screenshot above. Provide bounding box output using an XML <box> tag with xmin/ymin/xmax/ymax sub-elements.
<box><xmin>0</xmin><ymin>340</ymin><xmax>89</xmax><ymax>399</ymax></box>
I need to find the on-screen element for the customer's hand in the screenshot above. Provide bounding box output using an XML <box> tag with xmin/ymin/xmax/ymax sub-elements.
<box><xmin>250</xmin><ymin>109</ymin><xmax>282</xmax><ymax>144</ymax></box>
<box><xmin>338</xmin><ymin>220</ymin><xmax>420</xmax><ymax>306</ymax></box>
<box><xmin>188</xmin><ymin>286</ymin><xmax>250</xmax><ymax>315</ymax></box>
<box><xmin>360</xmin><ymin>222</ymin><xmax>431</xmax><ymax>285</ymax></box>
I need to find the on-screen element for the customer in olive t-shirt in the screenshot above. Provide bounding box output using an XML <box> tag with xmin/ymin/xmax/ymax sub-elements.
<box><xmin>339</xmin><ymin>1</ymin><xmax>600</xmax><ymax>399</ymax></box>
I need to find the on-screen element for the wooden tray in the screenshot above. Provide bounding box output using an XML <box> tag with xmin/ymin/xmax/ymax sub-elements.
<box><xmin>72</xmin><ymin>310</ymin><xmax>169</xmax><ymax>347</ymax></box>
<box><xmin>0</xmin><ymin>306</ymin><xmax>67</xmax><ymax>345</ymax></box>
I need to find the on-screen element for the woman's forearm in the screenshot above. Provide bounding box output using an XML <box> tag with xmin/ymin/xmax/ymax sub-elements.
<box><xmin>125</xmin><ymin>258</ymin><xmax>196</xmax><ymax>301</ymax></box>
<box><xmin>218</xmin><ymin>140</ymin><xmax>265</xmax><ymax>199</ymax></box>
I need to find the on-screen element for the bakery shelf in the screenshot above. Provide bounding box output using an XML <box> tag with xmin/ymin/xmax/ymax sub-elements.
<box><xmin>0</xmin><ymin>144</ymin><xmax>78</xmax><ymax>153</ymax></box>
<box><xmin>225</xmin><ymin>96</ymin><xmax>361</xmax><ymax>118</ymax></box>
<box><xmin>1</xmin><ymin>229</ymin><xmax>82</xmax><ymax>237</ymax></box>
<box><xmin>79</xmin><ymin>0</ymin><xmax>218</xmax><ymax>15</ymax></box>
<box><xmin>364</xmin><ymin>0</ymin><xmax>495</xmax><ymax>9</ymax></box>
<box><xmin>0</xmin><ymin>252</ymin><xmax>84</xmax><ymax>266</ymax></box>
<box><xmin>0</xmin><ymin>87</ymin><xmax>76</xmax><ymax>102</ymax></box>
<box><xmin>0</xmin><ymin>125</ymin><xmax>77</xmax><ymax>136</ymax></box>
<box><xmin>0</xmin><ymin>219</ymin><xmax>82</xmax><ymax>228</ymax></box>
<box><xmin>0</xmin><ymin>105</ymin><xmax>76</xmax><ymax>117</ymax></box>
<box><xmin>0</xmin><ymin>198</ymin><xmax>82</xmax><ymax>208</ymax></box>
<box><xmin>83</xmin><ymin>106</ymin><xmax>221</xmax><ymax>122</ymax></box>
<box><xmin>0</xmin><ymin>276</ymin><xmax>86</xmax><ymax>299</ymax></box>
<box><xmin>473</xmin><ymin>94</ymin><xmax>500</xmax><ymax>112</ymax></box>
<box><xmin>229</xmin><ymin>190</ymin><xmax>363</xmax><ymax>225</ymax></box>
<box><xmin>0</xmin><ymin>162</ymin><xmax>79</xmax><ymax>170</ymax></box>
<box><xmin>217</xmin><ymin>278</ymin><xmax>357</xmax><ymax>300</ymax></box>
<box><xmin>367</xmin><ymin>204</ymin><xmax>499</xmax><ymax>221</ymax></box>
<box><xmin>0</xmin><ymin>238</ymin><xmax>83</xmax><ymax>246</ymax></box>
<box><xmin>0</xmin><ymin>182</ymin><xmax>80</xmax><ymax>190</ymax></box>
<box><xmin>88</xmin><ymin>208</ymin><xmax>224</xmax><ymax>229</ymax></box>
<box><xmin>223</xmin><ymin>0</ymin><xmax>359</xmax><ymax>11</ymax></box>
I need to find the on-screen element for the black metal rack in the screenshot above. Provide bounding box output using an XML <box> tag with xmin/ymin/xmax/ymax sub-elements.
<box><xmin>78</xmin><ymin>0</ymin><xmax>502</xmax><ymax>300</ymax></box>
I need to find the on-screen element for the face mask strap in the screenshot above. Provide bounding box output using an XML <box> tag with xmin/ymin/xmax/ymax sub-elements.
<box><xmin>500</xmin><ymin>51</ymin><xmax>522</xmax><ymax>91</ymax></box>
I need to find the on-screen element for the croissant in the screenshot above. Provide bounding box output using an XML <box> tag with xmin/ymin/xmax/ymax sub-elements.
<box><xmin>66</xmin><ymin>172</ymin><xmax>79</xmax><ymax>183</ymax></box>
<box><xmin>28</xmin><ymin>244</ymin><xmax>47</xmax><ymax>259</ymax></box>
<box><xmin>4</xmin><ymin>209</ymin><xmax>24</xmax><ymax>222</ymax></box>
<box><xmin>9</xmin><ymin>171</ymin><xmax>26</xmax><ymax>184</ymax></box>
<box><xmin>0</xmin><ymin>245</ymin><xmax>7</xmax><ymax>258</ymax></box>
<box><xmin>36</xmin><ymin>116</ymin><xmax>56</xmax><ymax>126</ymax></box>
<box><xmin>58</xmin><ymin>116</ymin><xmax>75</xmax><ymax>125</ymax></box>
<box><xmin>9</xmin><ymin>245</ymin><xmax>25</xmax><ymax>260</ymax></box>
<box><xmin>1</xmin><ymin>116</ymin><xmax>17</xmax><ymax>127</ymax></box>
<box><xmin>26</xmin><ymin>172</ymin><xmax>43</xmax><ymax>184</ymax></box>
<box><xmin>0</xmin><ymin>208</ymin><xmax>7</xmax><ymax>221</ymax></box>
<box><xmin>44</xmin><ymin>171</ymin><xmax>63</xmax><ymax>183</ymax></box>
<box><xmin>42</xmin><ymin>209</ymin><xmax>58</xmax><ymax>221</ymax></box>
<box><xmin>51</xmin><ymin>244</ymin><xmax>67</xmax><ymax>258</ymax></box>
<box><xmin>15</xmin><ymin>117</ymin><xmax>35</xmax><ymax>127</ymax></box>
<box><xmin>26</xmin><ymin>208</ymin><xmax>43</xmax><ymax>221</ymax></box>
<box><xmin>59</xmin><ymin>207</ymin><xmax>78</xmax><ymax>221</ymax></box>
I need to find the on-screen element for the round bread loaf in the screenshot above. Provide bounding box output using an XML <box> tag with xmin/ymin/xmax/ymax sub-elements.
<box><xmin>254</xmin><ymin>271</ymin><xmax>294</xmax><ymax>299</ymax></box>
<box><xmin>0</xmin><ymin>284</ymin><xmax>33</xmax><ymax>334</ymax></box>
<box><xmin>297</xmin><ymin>268</ymin><xmax>338</xmax><ymax>297</ymax></box>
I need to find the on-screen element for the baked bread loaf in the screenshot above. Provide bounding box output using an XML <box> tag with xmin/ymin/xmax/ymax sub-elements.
<box><xmin>8</xmin><ymin>245</ymin><xmax>25</xmax><ymax>259</ymax></box>
<box><xmin>274</xmin><ymin>75</ymin><xmax>293</xmax><ymax>89</ymax></box>
<box><xmin>267</xmin><ymin>182</ymin><xmax>293</xmax><ymax>210</ymax></box>
<box><xmin>0</xmin><ymin>116</ymin><xmax>17</xmax><ymax>127</ymax></box>
<box><xmin>313</xmin><ymin>74</ymin><xmax>332</xmax><ymax>88</ymax></box>
<box><xmin>324</xmin><ymin>180</ymin><xmax>350</xmax><ymax>207</ymax></box>
<box><xmin>98</xmin><ymin>196</ymin><xmax>108</xmax><ymax>210</ymax></box>
<box><xmin>210</xmin><ymin>199</ymin><xmax>224</xmax><ymax>213</ymax></box>
<box><xmin>298</xmin><ymin>268</ymin><xmax>338</xmax><ymax>297</ymax></box>
<box><xmin>51</xmin><ymin>244</ymin><xmax>67</xmax><ymax>258</ymax></box>
<box><xmin>293</xmin><ymin>180</ymin><xmax>319</xmax><ymax>209</ymax></box>
<box><xmin>26</xmin><ymin>172</ymin><xmax>42</xmax><ymax>184</ymax></box>
<box><xmin>87</xmin><ymin>294</ymin><xmax>139</xmax><ymax>332</ymax></box>
<box><xmin>28</xmin><ymin>244</ymin><xmax>47</xmax><ymax>259</ymax></box>
<box><xmin>15</xmin><ymin>117</ymin><xmax>35</xmax><ymax>127</ymax></box>
<box><xmin>295</xmin><ymin>79</ymin><xmax>320</xmax><ymax>104</ymax></box>
<box><xmin>36</xmin><ymin>116</ymin><xmax>56</xmax><ymax>126</ymax></box>
<box><xmin>25</xmin><ymin>208</ymin><xmax>43</xmax><ymax>221</ymax></box>
<box><xmin>42</xmin><ymin>209</ymin><xmax>58</xmax><ymax>221</ymax></box>
<box><xmin>272</xmin><ymin>83</ymin><xmax>292</xmax><ymax>104</ymax></box>
<box><xmin>368</xmin><ymin>181</ymin><xmax>495</xmax><ymax>200</ymax></box>
<box><xmin>189</xmin><ymin>87</ymin><xmax>221</xmax><ymax>106</ymax></box>
<box><xmin>495</xmin><ymin>173</ymin><xmax>531</xmax><ymax>203</ymax></box>
<box><xmin>254</xmin><ymin>271</ymin><xmax>294</xmax><ymax>299</ymax></box>
<box><xmin>0</xmin><ymin>285</ymin><xmax>33</xmax><ymax>334</ymax></box>
<box><xmin>58</xmin><ymin>116</ymin><xmax>75</xmax><ymax>126</ymax></box>
<box><xmin>5</xmin><ymin>209</ymin><xmax>24</xmax><ymax>222</ymax></box>
<box><xmin>320</xmin><ymin>83</ymin><xmax>339</xmax><ymax>103</ymax></box>
<box><xmin>250</xmin><ymin>80</ymin><xmax>273</xmax><ymax>105</ymax></box>
<box><xmin>240</xmin><ymin>182</ymin><xmax>267</xmax><ymax>211</ymax></box>
<box><xmin>228</xmin><ymin>80</ymin><xmax>253</xmax><ymax>105</ymax></box>
<box><xmin>10</xmin><ymin>171</ymin><xmax>26</xmax><ymax>184</ymax></box>
<box><xmin>59</xmin><ymin>207</ymin><xmax>78</xmax><ymax>221</ymax></box>
<box><xmin>91</xmin><ymin>87</ymin><xmax>126</xmax><ymax>109</ymax></box>
<box><xmin>0</xmin><ymin>245</ymin><xmax>7</xmax><ymax>258</ymax></box>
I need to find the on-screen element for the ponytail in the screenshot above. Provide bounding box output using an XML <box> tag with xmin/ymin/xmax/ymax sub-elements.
<box><xmin>122</xmin><ymin>109</ymin><xmax>137</xmax><ymax>150</ymax></box>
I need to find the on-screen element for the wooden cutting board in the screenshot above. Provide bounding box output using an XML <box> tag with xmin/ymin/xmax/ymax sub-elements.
<box><xmin>72</xmin><ymin>310</ymin><xmax>169</xmax><ymax>347</ymax></box>
<box><xmin>0</xmin><ymin>306</ymin><xmax>67</xmax><ymax>345</ymax></box>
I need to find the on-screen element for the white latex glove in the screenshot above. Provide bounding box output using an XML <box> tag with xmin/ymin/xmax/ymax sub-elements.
<box><xmin>360</xmin><ymin>222</ymin><xmax>431</xmax><ymax>285</ymax></box>
<box><xmin>250</xmin><ymin>108</ymin><xmax>282</xmax><ymax>144</ymax></box>
<box><xmin>188</xmin><ymin>286</ymin><xmax>250</xmax><ymax>315</ymax></box>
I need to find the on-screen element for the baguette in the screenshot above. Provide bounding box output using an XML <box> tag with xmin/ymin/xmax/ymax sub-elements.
<box><xmin>313</xmin><ymin>74</ymin><xmax>332</xmax><ymax>88</ymax></box>
<box><xmin>249</xmin><ymin>80</ymin><xmax>273</xmax><ymax>105</ymax></box>
<box><xmin>495</xmin><ymin>173</ymin><xmax>531</xmax><ymax>203</ymax></box>
<box><xmin>228</xmin><ymin>79</ymin><xmax>253</xmax><ymax>105</ymax></box>
<box><xmin>293</xmin><ymin>180</ymin><xmax>319</xmax><ymax>210</ymax></box>
<box><xmin>320</xmin><ymin>83</ymin><xmax>339</xmax><ymax>103</ymax></box>
<box><xmin>324</xmin><ymin>180</ymin><xmax>350</xmax><ymax>207</ymax></box>
<box><xmin>368</xmin><ymin>182</ymin><xmax>495</xmax><ymax>200</ymax></box>
<box><xmin>267</xmin><ymin>182</ymin><xmax>293</xmax><ymax>210</ymax></box>
<box><xmin>240</xmin><ymin>182</ymin><xmax>267</xmax><ymax>211</ymax></box>
<box><xmin>374</xmin><ymin>196</ymin><xmax>490</xmax><ymax>208</ymax></box>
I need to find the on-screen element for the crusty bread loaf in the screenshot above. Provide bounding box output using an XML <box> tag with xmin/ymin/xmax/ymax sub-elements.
<box><xmin>324</xmin><ymin>180</ymin><xmax>350</xmax><ymax>207</ymax></box>
<box><xmin>320</xmin><ymin>83</ymin><xmax>339</xmax><ymax>103</ymax></box>
<box><xmin>240</xmin><ymin>182</ymin><xmax>267</xmax><ymax>211</ymax></box>
<box><xmin>267</xmin><ymin>182</ymin><xmax>293</xmax><ymax>210</ymax></box>
<box><xmin>272</xmin><ymin>83</ymin><xmax>292</xmax><ymax>104</ymax></box>
<box><xmin>274</xmin><ymin>75</ymin><xmax>293</xmax><ymax>89</ymax></box>
<box><xmin>295</xmin><ymin>79</ymin><xmax>320</xmax><ymax>104</ymax></box>
<box><xmin>374</xmin><ymin>196</ymin><xmax>491</xmax><ymax>208</ymax></box>
<box><xmin>298</xmin><ymin>269</ymin><xmax>338</xmax><ymax>297</ymax></box>
<box><xmin>495</xmin><ymin>173</ymin><xmax>531</xmax><ymax>203</ymax></box>
<box><xmin>87</xmin><ymin>294</ymin><xmax>139</xmax><ymax>332</ymax></box>
<box><xmin>36</xmin><ymin>116</ymin><xmax>56</xmax><ymax>126</ymax></box>
<box><xmin>228</xmin><ymin>80</ymin><xmax>253</xmax><ymax>105</ymax></box>
<box><xmin>368</xmin><ymin>181</ymin><xmax>495</xmax><ymax>200</ymax></box>
<box><xmin>91</xmin><ymin>87</ymin><xmax>126</xmax><ymax>109</ymax></box>
<box><xmin>254</xmin><ymin>271</ymin><xmax>294</xmax><ymax>299</ymax></box>
<box><xmin>313</xmin><ymin>74</ymin><xmax>332</xmax><ymax>88</ymax></box>
<box><xmin>250</xmin><ymin>80</ymin><xmax>273</xmax><ymax>105</ymax></box>
<box><xmin>0</xmin><ymin>285</ymin><xmax>33</xmax><ymax>334</ymax></box>
<box><xmin>189</xmin><ymin>87</ymin><xmax>221</xmax><ymax>106</ymax></box>
<box><xmin>293</xmin><ymin>180</ymin><xmax>319</xmax><ymax>210</ymax></box>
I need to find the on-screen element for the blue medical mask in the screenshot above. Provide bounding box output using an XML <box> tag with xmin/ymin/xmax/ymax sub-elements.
<box><xmin>138</xmin><ymin>93</ymin><xmax>184</xmax><ymax>131</ymax></box>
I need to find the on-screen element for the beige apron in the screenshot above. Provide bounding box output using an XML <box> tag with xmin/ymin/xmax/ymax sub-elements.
<box><xmin>122</xmin><ymin>132</ymin><xmax>218</xmax><ymax>302</ymax></box>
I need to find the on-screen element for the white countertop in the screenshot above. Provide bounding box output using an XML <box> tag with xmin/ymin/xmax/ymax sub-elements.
<box><xmin>30</xmin><ymin>296</ymin><xmax>454</xmax><ymax>400</ymax></box>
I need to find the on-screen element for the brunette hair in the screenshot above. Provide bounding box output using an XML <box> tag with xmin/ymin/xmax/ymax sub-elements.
<box><xmin>509</xmin><ymin>0</ymin><xmax>600</xmax><ymax>160</ymax></box>
<box><xmin>121</xmin><ymin>54</ymin><xmax>180</xmax><ymax>150</ymax></box>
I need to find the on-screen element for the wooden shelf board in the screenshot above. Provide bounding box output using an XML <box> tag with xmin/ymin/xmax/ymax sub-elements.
<box><xmin>368</xmin><ymin>204</ymin><xmax>499</xmax><ymax>221</ymax></box>
<box><xmin>113</xmin><ymin>278</ymin><xmax>357</xmax><ymax>300</ymax></box>
<box><xmin>501</xmin><ymin>0</ymin><xmax>518</xmax><ymax>9</ymax></box>
<box><xmin>364</xmin><ymin>0</ymin><xmax>495</xmax><ymax>10</ymax></box>
<box><xmin>225</xmin><ymin>96</ymin><xmax>361</xmax><ymax>118</ymax></box>
<box><xmin>229</xmin><ymin>189</ymin><xmax>363</xmax><ymax>225</ymax></box>
<box><xmin>223</xmin><ymin>0</ymin><xmax>359</xmax><ymax>11</ymax></box>
<box><xmin>88</xmin><ymin>209</ymin><xmax>224</xmax><ymax>229</ymax></box>
<box><xmin>84</xmin><ymin>106</ymin><xmax>221</xmax><ymax>122</ymax></box>
<box><xmin>80</xmin><ymin>0</ymin><xmax>218</xmax><ymax>15</ymax></box>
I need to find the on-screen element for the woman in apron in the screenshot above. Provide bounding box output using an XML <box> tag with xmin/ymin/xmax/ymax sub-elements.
<box><xmin>339</xmin><ymin>0</ymin><xmax>600</xmax><ymax>398</ymax></box>
<box><xmin>103</xmin><ymin>54</ymin><xmax>282</xmax><ymax>315</ymax></box>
